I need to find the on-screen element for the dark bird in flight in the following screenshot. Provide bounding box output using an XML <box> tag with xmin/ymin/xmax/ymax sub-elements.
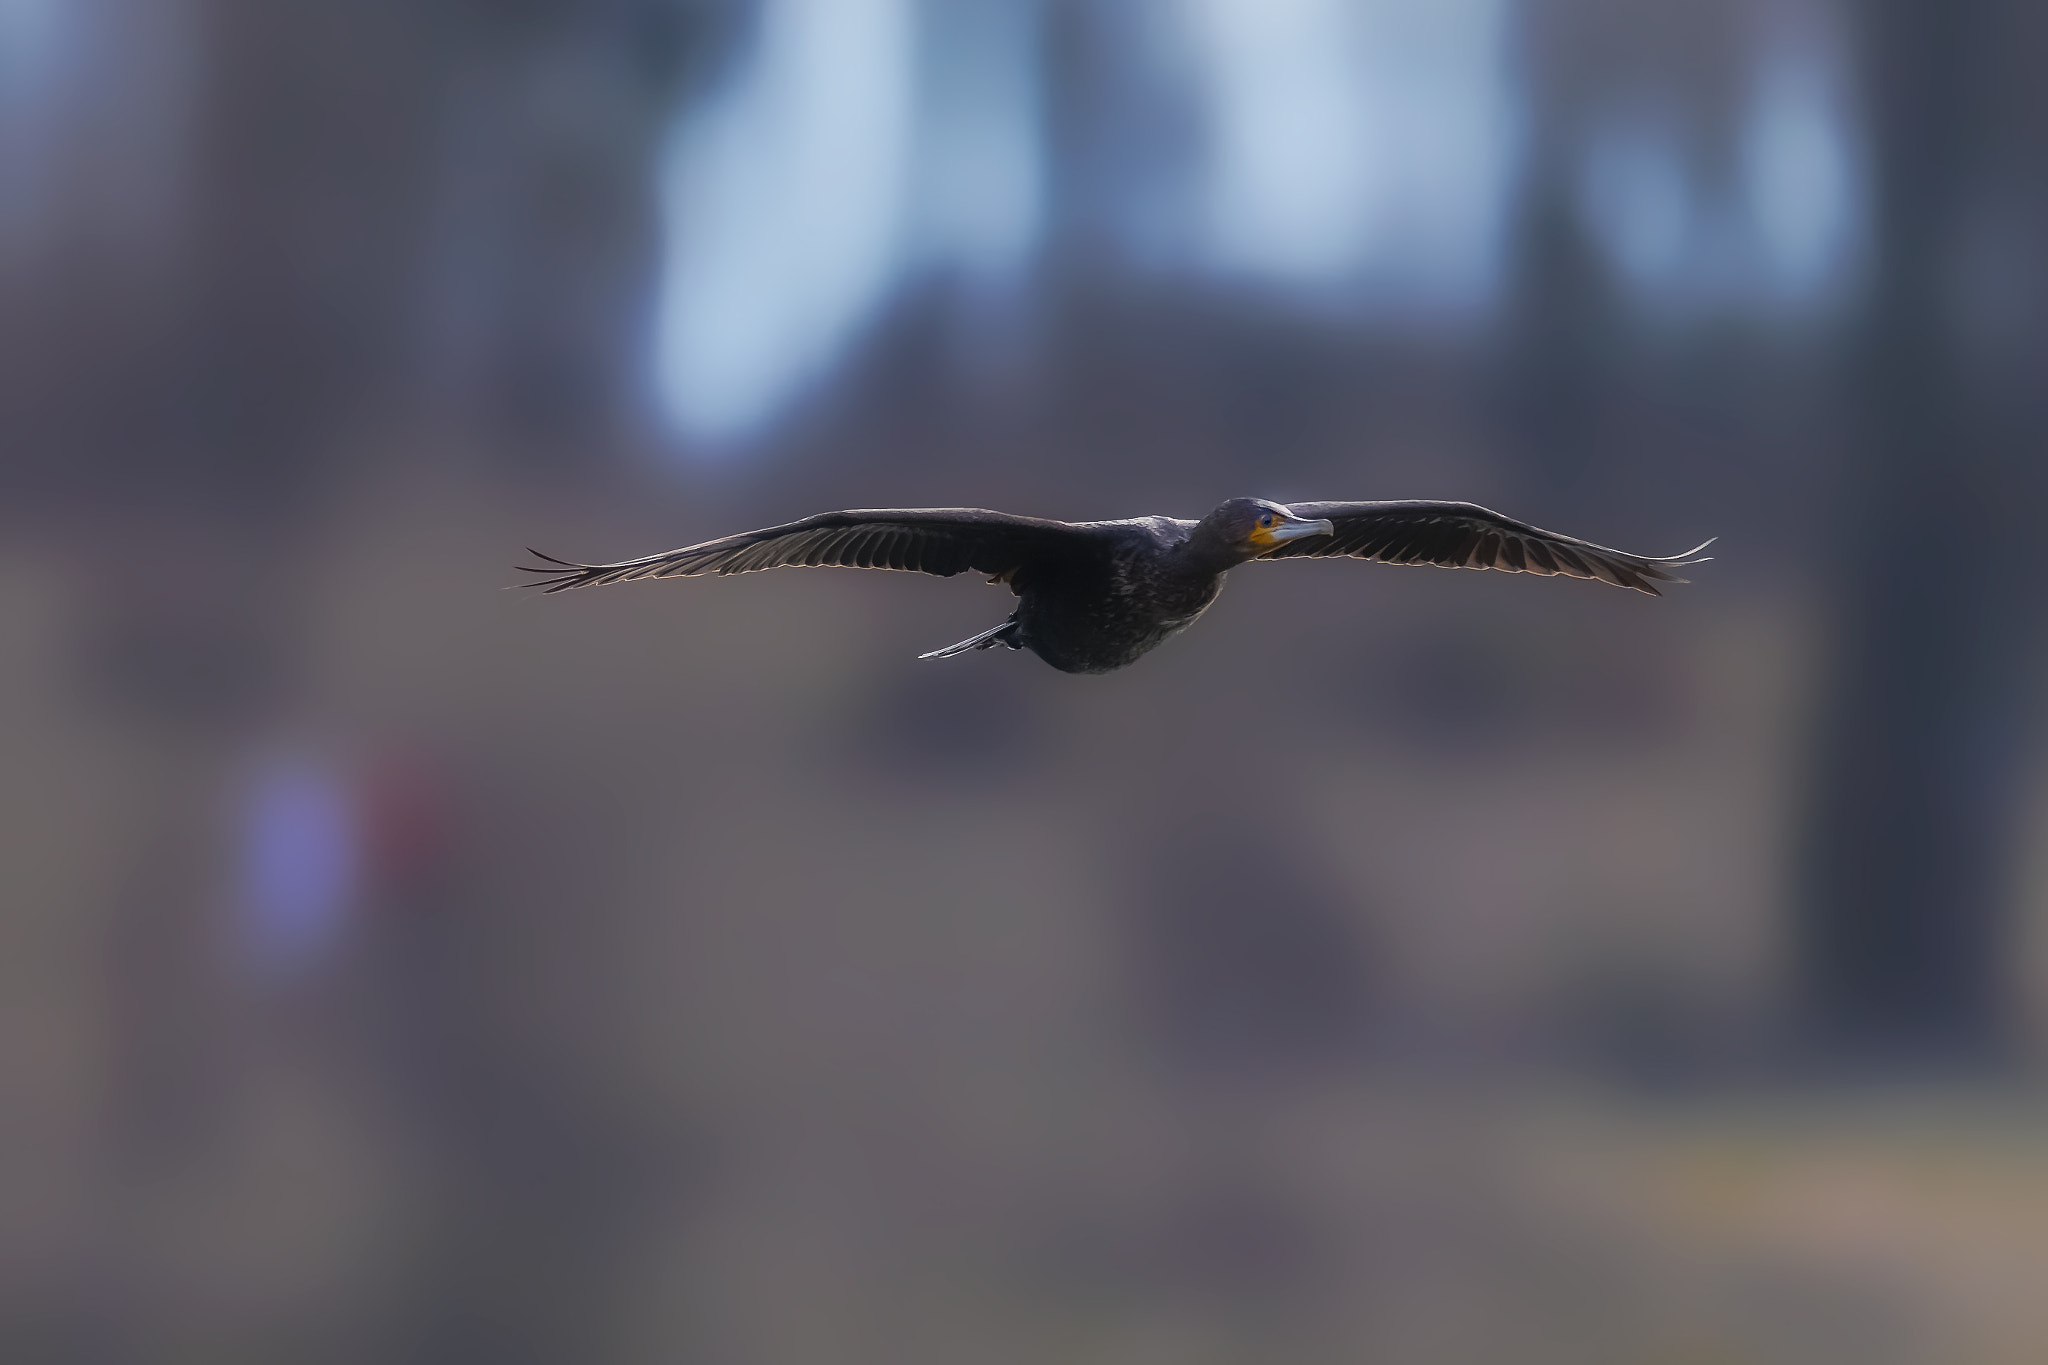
<box><xmin>521</xmin><ymin>498</ymin><xmax>1711</xmax><ymax>675</ymax></box>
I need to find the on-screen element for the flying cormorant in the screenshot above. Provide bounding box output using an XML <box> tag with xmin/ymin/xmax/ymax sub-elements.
<box><xmin>521</xmin><ymin>498</ymin><xmax>1711</xmax><ymax>675</ymax></box>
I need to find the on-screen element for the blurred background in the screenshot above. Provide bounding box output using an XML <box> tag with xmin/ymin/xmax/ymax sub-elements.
<box><xmin>4</xmin><ymin>0</ymin><xmax>2048</xmax><ymax>1359</ymax></box>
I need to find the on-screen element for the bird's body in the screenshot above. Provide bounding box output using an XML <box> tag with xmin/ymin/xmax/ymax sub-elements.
<box><xmin>994</xmin><ymin>516</ymin><xmax>1223</xmax><ymax>673</ymax></box>
<box><xmin>522</xmin><ymin>498</ymin><xmax>1711</xmax><ymax>674</ymax></box>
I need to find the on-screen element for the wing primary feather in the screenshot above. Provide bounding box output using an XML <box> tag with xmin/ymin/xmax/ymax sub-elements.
<box><xmin>1549</xmin><ymin>546</ymin><xmax>1591</xmax><ymax>577</ymax></box>
<box><xmin>832</xmin><ymin>528</ymin><xmax>871</xmax><ymax>567</ymax></box>
<box><xmin>816</xmin><ymin>529</ymin><xmax>854</xmax><ymax>567</ymax></box>
<box><xmin>1650</xmin><ymin>538</ymin><xmax>1717</xmax><ymax>564</ymax></box>
<box><xmin>810</xmin><ymin>527</ymin><xmax>855</xmax><ymax>567</ymax></box>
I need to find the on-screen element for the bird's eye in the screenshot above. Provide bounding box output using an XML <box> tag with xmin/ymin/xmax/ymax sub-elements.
<box><xmin>1258</xmin><ymin>515</ymin><xmax>1274</xmax><ymax>528</ymax></box>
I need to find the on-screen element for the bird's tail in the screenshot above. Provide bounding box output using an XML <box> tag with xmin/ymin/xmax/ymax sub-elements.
<box><xmin>918</xmin><ymin>620</ymin><xmax>1019</xmax><ymax>660</ymax></box>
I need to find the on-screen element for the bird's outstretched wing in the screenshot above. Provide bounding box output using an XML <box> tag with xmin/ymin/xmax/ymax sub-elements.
<box><xmin>1259</xmin><ymin>500</ymin><xmax>1712</xmax><ymax>596</ymax></box>
<box><xmin>518</xmin><ymin>508</ymin><xmax>1088</xmax><ymax>593</ymax></box>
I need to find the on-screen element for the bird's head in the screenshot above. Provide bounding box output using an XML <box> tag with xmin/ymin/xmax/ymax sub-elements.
<box><xmin>1192</xmin><ymin>498</ymin><xmax>1335</xmax><ymax>564</ymax></box>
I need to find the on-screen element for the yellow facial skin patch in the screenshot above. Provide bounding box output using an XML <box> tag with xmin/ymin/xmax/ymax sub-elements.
<box><xmin>1248</xmin><ymin>513</ymin><xmax>1333</xmax><ymax>550</ymax></box>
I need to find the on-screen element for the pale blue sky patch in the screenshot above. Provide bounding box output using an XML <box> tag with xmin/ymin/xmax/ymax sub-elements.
<box><xmin>1579</xmin><ymin>117</ymin><xmax>1693</xmax><ymax>288</ymax></box>
<box><xmin>1342</xmin><ymin>0</ymin><xmax>1513</xmax><ymax>308</ymax></box>
<box><xmin>1741</xmin><ymin>42</ymin><xmax>1858</xmax><ymax>298</ymax></box>
<box><xmin>911</xmin><ymin>0</ymin><xmax>1044</xmax><ymax>283</ymax></box>
<box><xmin>0</xmin><ymin>0</ymin><xmax>59</xmax><ymax>86</ymax></box>
<box><xmin>1177</xmin><ymin>0</ymin><xmax>1512</xmax><ymax>310</ymax></box>
<box><xmin>655</xmin><ymin>0</ymin><xmax>916</xmax><ymax>445</ymax></box>
<box><xmin>1183</xmin><ymin>0</ymin><xmax>1377</xmax><ymax>281</ymax></box>
<box><xmin>0</xmin><ymin>0</ymin><xmax>64</xmax><ymax>255</ymax></box>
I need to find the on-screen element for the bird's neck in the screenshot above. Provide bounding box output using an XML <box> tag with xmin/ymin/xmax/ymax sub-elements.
<box><xmin>1172</xmin><ymin>528</ymin><xmax>1250</xmax><ymax>578</ymax></box>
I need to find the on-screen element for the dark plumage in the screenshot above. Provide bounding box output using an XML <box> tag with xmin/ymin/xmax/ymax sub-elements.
<box><xmin>520</xmin><ymin>498</ymin><xmax>1712</xmax><ymax>674</ymax></box>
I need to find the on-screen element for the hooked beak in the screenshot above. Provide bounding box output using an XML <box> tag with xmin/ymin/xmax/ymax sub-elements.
<box><xmin>1251</xmin><ymin>513</ymin><xmax>1336</xmax><ymax>548</ymax></box>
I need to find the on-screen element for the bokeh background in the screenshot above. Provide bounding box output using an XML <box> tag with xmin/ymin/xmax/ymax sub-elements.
<box><xmin>5</xmin><ymin>0</ymin><xmax>2048</xmax><ymax>1360</ymax></box>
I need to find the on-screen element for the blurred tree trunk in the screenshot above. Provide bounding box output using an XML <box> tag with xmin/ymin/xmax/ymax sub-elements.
<box><xmin>1497</xmin><ymin>134</ymin><xmax>1619</xmax><ymax>501</ymax></box>
<box><xmin>1796</xmin><ymin>0</ymin><xmax>2039</xmax><ymax>1057</ymax></box>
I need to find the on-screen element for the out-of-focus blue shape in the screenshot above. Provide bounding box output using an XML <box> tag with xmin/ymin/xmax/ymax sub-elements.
<box><xmin>1575</xmin><ymin>30</ymin><xmax>1859</xmax><ymax>316</ymax></box>
<box><xmin>0</xmin><ymin>0</ymin><xmax>63</xmax><ymax>253</ymax></box>
<box><xmin>653</xmin><ymin>0</ymin><xmax>1516</xmax><ymax>442</ymax></box>
<box><xmin>2</xmin><ymin>0</ymin><xmax>196</xmax><ymax>270</ymax></box>
<box><xmin>1741</xmin><ymin>44</ymin><xmax>1858</xmax><ymax>299</ymax></box>
<box><xmin>1182</xmin><ymin>0</ymin><xmax>1376</xmax><ymax>280</ymax></box>
<box><xmin>235</xmin><ymin>753</ymin><xmax>358</xmax><ymax>975</ymax></box>
<box><xmin>0</xmin><ymin>0</ymin><xmax>58</xmax><ymax>83</ymax></box>
<box><xmin>1579</xmin><ymin>118</ymin><xmax>1693</xmax><ymax>289</ymax></box>
<box><xmin>912</xmin><ymin>0</ymin><xmax>1043</xmax><ymax>284</ymax></box>
<box><xmin>655</xmin><ymin>0</ymin><xmax>916</xmax><ymax>445</ymax></box>
<box><xmin>1179</xmin><ymin>0</ymin><xmax>1512</xmax><ymax>309</ymax></box>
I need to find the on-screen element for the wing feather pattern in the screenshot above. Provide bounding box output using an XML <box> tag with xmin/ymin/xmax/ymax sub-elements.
<box><xmin>1261</xmin><ymin>500</ymin><xmax>1712</xmax><ymax>596</ymax></box>
<box><xmin>518</xmin><ymin>508</ymin><xmax>1087</xmax><ymax>593</ymax></box>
